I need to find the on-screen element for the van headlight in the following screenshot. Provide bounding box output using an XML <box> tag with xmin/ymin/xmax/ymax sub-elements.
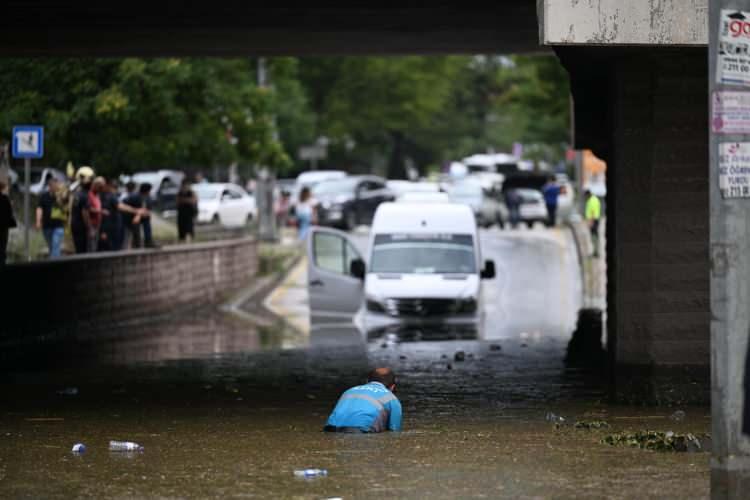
<box><xmin>366</xmin><ymin>299</ymin><xmax>386</xmax><ymax>313</ymax></box>
<box><xmin>453</xmin><ymin>298</ymin><xmax>477</xmax><ymax>314</ymax></box>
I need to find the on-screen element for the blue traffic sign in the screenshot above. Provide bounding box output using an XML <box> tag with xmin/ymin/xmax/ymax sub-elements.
<box><xmin>12</xmin><ymin>125</ymin><xmax>44</xmax><ymax>159</ymax></box>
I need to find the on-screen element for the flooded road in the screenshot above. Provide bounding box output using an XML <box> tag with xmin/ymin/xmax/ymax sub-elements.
<box><xmin>0</xmin><ymin>228</ymin><xmax>709</xmax><ymax>498</ymax></box>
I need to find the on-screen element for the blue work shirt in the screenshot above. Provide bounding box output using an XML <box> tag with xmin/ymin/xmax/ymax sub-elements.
<box><xmin>326</xmin><ymin>381</ymin><xmax>402</xmax><ymax>432</ymax></box>
<box><xmin>542</xmin><ymin>184</ymin><xmax>561</xmax><ymax>206</ymax></box>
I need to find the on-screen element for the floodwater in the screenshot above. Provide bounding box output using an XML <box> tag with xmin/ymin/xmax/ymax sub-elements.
<box><xmin>0</xmin><ymin>228</ymin><xmax>710</xmax><ymax>498</ymax></box>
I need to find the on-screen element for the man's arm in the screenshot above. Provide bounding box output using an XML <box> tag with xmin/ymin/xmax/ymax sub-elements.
<box><xmin>35</xmin><ymin>206</ymin><xmax>43</xmax><ymax>230</ymax></box>
<box><xmin>387</xmin><ymin>399</ymin><xmax>402</xmax><ymax>432</ymax></box>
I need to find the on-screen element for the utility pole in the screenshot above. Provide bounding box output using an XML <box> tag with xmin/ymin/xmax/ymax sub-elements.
<box><xmin>255</xmin><ymin>57</ymin><xmax>278</xmax><ymax>242</ymax></box>
<box><xmin>710</xmin><ymin>3</ymin><xmax>750</xmax><ymax>498</ymax></box>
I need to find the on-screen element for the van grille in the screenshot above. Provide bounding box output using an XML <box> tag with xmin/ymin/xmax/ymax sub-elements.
<box><xmin>368</xmin><ymin>298</ymin><xmax>476</xmax><ymax>317</ymax></box>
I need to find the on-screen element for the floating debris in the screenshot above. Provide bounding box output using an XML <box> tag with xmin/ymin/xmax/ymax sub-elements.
<box><xmin>602</xmin><ymin>430</ymin><xmax>707</xmax><ymax>452</ymax></box>
<box><xmin>574</xmin><ymin>420</ymin><xmax>610</xmax><ymax>430</ymax></box>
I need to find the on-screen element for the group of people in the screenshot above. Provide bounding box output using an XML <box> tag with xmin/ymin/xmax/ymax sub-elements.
<box><xmin>34</xmin><ymin>167</ymin><xmax>159</xmax><ymax>256</ymax></box>
<box><xmin>25</xmin><ymin>166</ymin><xmax>199</xmax><ymax>260</ymax></box>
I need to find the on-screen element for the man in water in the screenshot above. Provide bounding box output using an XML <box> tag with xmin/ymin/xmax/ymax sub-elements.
<box><xmin>324</xmin><ymin>368</ymin><xmax>402</xmax><ymax>433</ymax></box>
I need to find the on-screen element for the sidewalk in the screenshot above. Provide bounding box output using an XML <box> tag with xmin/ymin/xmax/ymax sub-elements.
<box><xmin>263</xmin><ymin>257</ymin><xmax>310</xmax><ymax>336</ymax></box>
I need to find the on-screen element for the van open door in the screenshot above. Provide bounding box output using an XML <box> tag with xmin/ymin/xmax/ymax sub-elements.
<box><xmin>306</xmin><ymin>226</ymin><xmax>365</xmax><ymax>324</ymax></box>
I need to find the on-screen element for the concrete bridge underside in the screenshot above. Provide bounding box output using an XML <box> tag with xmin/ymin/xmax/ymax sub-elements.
<box><xmin>1</xmin><ymin>3</ymin><xmax>710</xmax><ymax>403</ymax></box>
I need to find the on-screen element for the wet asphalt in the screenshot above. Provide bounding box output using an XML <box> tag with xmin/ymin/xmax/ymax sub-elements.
<box><xmin>0</xmin><ymin>226</ymin><xmax>710</xmax><ymax>499</ymax></box>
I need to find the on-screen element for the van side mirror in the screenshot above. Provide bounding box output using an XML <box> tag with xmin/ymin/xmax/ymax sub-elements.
<box><xmin>350</xmin><ymin>258</ymin><xmax>366</xmax><ymax>280</ymax></box>
<box><xmin>481</xmin><ymin>260</ymin><xmax>496</xmax><ymax>279</ymax></box>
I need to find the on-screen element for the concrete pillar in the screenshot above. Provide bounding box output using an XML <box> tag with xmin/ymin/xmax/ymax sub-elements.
<box><xmin>559</xmin><ymin>47</ymin><xmax>710</xmax><ymax>404</ymax></box>
<box><xmin>709</xmin><ymin>3</ymin><xmax>750</xmax><ymax>497</ymax></box>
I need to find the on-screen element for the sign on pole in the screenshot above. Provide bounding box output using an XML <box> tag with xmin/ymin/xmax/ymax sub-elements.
<box><xmin>717</xmin><ymin>9</ymin><xmax>750</xmax><ymax>87</ymax></box>
<box><xmin>11</xmin><ymin>125</ymin><xmax>44</xmax><ymax>262</ymax></box>
<box><xmin>12</xmin><ymin>125</ymin><xmax>44</xmax><ymax>159</ymax></box>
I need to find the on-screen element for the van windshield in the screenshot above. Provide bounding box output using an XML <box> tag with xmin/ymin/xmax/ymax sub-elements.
<box><xmin>370</xmin><ymin>234</ymin><xmax>476</xmax><ymax>274</ymax></box>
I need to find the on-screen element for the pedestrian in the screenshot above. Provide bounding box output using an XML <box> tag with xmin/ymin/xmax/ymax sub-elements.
<box><xmin>87</xmin><ymin>176</ymin><xmax>106</xmax><ymax>252</ymax></box>
<box><xmin>542</xmin><ymin>176</ymin><xmax>562</xmax><ymax>227</ymax></box>
<box><xmin>99</xmin><ymin>178</ymin><xmax>123</xmax><ymax>251</ymax></box>
<box><xmin>70</xmin><ymin>166</ymin><xmax>95</xmax><ymax>254</ymax></box>
<box><xmin>122</xmin><ymin>182</ymin><xmax>154</xmax><ymax>249</ymax></box>
<box><xmin>35</xmin><ymin>177</ymin><xmax>66</xmax><ymax>258</ymax></box>
<box><xmin>324</xmin><ymin>368</ymin><xmax>402</xmax><ymax>433</ymax></box>
<box><xmin>296</xmin><ymin>186</ymin><xmax>316</xmax><ymax>240</ymax></box>
<box><xmin>504</xmin><ymin>188</ymin><xmax>521</xmax><ymax>229</ymax></box>
<box><xmin>275</xmin><ymin>190</ymin><xmax>291</xmax><ymax>229</ymax></box>
<box><xmin>176</xmin><ymin>179</ymin><xmax>197</xmax><ymax>242</ymax></box>
<box><xmin>0</xmin><ymin>180</ymin><xmax>17</xmax><ymax>267</ymax></box>
<box><xmin>584</xmin><ymin>189</ymin><xmax>602</xmax><ymax>258</ymax></box>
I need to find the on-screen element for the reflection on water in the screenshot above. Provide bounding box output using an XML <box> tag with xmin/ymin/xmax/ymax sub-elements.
<box><xmin>367</xmin><ymin>323</ymin><xmax>479</xmax><ymax>343</ymax></box>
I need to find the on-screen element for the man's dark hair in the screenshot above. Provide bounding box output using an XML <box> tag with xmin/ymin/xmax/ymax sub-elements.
<box><xmin>125</xmin><ymin>181</ymin><xmax>136</xmax><ymax>192</ymax></box>
<box><xmin>368</xmin><ymin>367</ymin><xmax>396</xmax><ymax>387</ymax></box>
<box><xmin>139</xmin><ymin>182</ymin><xmax>152</xmax><ymax>194</ymax></box>
<box><xmin>584</xmin><ymin>189</ymin><xmax>592</xmax><ymax>196</ymax></box>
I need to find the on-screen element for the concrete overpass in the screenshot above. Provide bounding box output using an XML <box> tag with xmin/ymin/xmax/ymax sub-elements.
<box><xmin>3</xmin><ymin>1</ymin><xmax>743</xmax><ymax>496</ymax></box>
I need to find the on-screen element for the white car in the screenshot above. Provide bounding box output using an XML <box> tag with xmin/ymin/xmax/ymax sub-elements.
<box><xmin>445</xmin><ymin>179</ymin><xmax>506</xmax><ymax>228</ymax></box>
<box><xmin>195</xmin><ymin>183</ymin><xmax>257</xmax><ymax>227</ymax></box>
<box><xmin>386</xmin><ymin>180</ymin><xmax>440</xmax><ymax>198</ymax></box>
<box><xmin>306</xmin><ymin>202</ymin><xmax>495</xmax><ymax>335</ymax></box>
<box><xmin>396</xmin><ymin>191</ymin><xmax>451</xmax><ymax>203</ymax></box>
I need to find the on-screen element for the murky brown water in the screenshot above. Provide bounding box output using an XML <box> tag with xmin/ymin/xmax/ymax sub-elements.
<box><xmin>0</xmin><ymin>230</ymin><xmax>709</xmax><ymax>498</ymax></box>
<box><xmin>0</xmin><ymin>314</ymin><xmax>709</xmax><ymax>499</ymax></box>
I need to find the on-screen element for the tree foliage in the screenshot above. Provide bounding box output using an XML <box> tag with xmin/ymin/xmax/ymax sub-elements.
<box><xmin>0</xmin><ymin>54</ymin><xmax>570</xmax><ymax>179</ymax></box>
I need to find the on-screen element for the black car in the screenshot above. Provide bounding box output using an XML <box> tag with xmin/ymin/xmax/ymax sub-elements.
<box><xmin>313</xmin><ymin>175</ymin><xmax>394</xmax><ymax>230</ymax></box>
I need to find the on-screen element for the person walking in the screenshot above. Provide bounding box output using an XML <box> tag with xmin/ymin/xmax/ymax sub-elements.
<box><xmin>70</xmin><ymin>166</ymin><xmax>94</xmax><ymax>254</ymax></box>
<box><xmin>0</xmin><ymin>180</ymin><xmax>16</xmax><ymax>267</ymax></box>
<box><xmin>542</xmin><ymin>176</ymin><xmax>562</xmax><ymax>227</ymax></box>
<box><xmin>35</xmin><ymin>177</ymin><xmax>66</xmax><ymax>258</ymax></box>
<box><xmin>584</xmin><ymin>189</ymin><xmax>602</xmax><ymax>258</ymax></box>
<box><xmin>324</xmin><ymin>368</ymin><xmax>402</xmax><ymax>433</ymax></box>
<box><xmin>176</xmin><ymin>179</ymin><xmax>197</xmax><ymax>242</ymax></box>
<box><xmin>296</xmin><ymin>186</ymin><xmax>316</xmax><ymax>241</ymax></box>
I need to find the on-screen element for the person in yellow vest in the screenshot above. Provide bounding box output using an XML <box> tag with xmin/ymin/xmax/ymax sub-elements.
<box><xmin>584</xmin><ymin>190</ymin><xmax>601</xmax><ymax>258</ymax></box>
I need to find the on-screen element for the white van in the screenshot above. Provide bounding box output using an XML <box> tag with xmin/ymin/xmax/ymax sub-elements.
<box><xmin>306</xmin><ymin>202</ymin><xmax>495</xmax><ymax>333</ymax></box>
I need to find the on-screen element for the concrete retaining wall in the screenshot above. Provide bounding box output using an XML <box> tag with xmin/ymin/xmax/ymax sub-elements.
<box><xmin>0</xmin><ymin>238</ymin><xmax>258</xmax><ymax>343</ymax></box>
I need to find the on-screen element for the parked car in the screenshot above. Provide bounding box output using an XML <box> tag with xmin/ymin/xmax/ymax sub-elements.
<box><xmin>122</xmin><ymin>170</ymin><xmax>185</xmax><ymax>215</ymax></box>
<box><xmin>195</xmin><ymin>183</ymin><xmax>257</xmax><ymax>227</ymax></box>
<box><xmin>16</xmin><ymin>167</ymin><xmax>67</xmax><ymax>195</ymax></box>
<box><xmin>514</xmin><ymin>188</ymin><xmax>548</xmax><ymax>228</ymax></box>
<box><xmin>396</xmin><ymin>191</ymin><xmax>451</xmax><ymax>204</ymax></box>
<box><xmin>292</xmin><ymin>170</ymin><xmax>347</xmax><ymax>203</ymax></box>
<box><xmin>313</xmin><ymin>175</ymin><xmax>394</xmax><ymax>230</ymax></box>
<box><xmin>445</xmin><ymin>179</ymin><xmax>506</xmax><ymax>228</ymax></box>
<box><xmin>305</xmin><ymin>202</ymin><xmax>495</xmax><ymax>334</ymax></box>
<box><xmin>386</xmin><ymin>180</ymin><xmax>440</xmax><ymax>200</ymax></box>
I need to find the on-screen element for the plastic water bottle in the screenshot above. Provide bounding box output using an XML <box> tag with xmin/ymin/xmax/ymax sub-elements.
<box><xmin>71</xmin><ymin>443</ymin><xmax>86</xmax><ymax>453</ymax></box>
<box><xmin>109</xmin><ymin>440</ymin><xmax>144</xmax><ymax>452</ymax></box>
<box><xmin>545</xmin><ymin>412</ymin><xmax>566</xmax><ymax>424</ymax></box>
<box><xmin>294</xmin><ymin>469</ymin><xmax>328</xmax><ymax>478</ymax></box>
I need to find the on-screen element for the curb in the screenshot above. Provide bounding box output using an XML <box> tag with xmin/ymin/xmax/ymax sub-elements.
<box><xmin>565</xmin><ymin>219</ymin><xmax>590</xmax><ymax>304</ymax></box>
<box><xmin>220</xmin><ymin>249</ymin><xmax>302</xmax><ymax>326</ymax></box>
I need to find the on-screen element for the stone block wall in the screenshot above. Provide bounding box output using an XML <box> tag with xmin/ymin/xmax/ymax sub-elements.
<box><xmin>559</xmin><ymin>47</ymin><xmax>710</xmax><ymax>403</ymax></box>
<box><xmin>0</xmin><ymin>238</ymin><xmax>258</xmax><ymax>343</ymax></box>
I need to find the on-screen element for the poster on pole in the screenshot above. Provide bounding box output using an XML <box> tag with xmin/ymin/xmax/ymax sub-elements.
<box><xmin>718</xmin><ymin>142</ymin><xmax>750</xmax><ymax>199</ymax></box>
<box><xmin>712</xmin><ymin>91</ymin><xmax>750</xmax><ymax>133</ymax></box>
<box><xmin>717</xmin><ymin>10</ymin><xmax>750</xmax><ymax>87</ymax></box>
